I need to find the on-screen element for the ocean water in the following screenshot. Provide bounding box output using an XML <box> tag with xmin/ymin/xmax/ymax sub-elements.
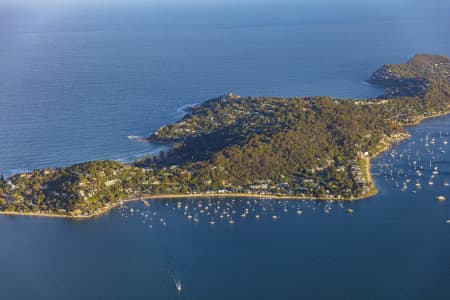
<box><xmin>1</xmin><ymin>2</ymin><xmax>450</xmax><ymax>299</ymax></box>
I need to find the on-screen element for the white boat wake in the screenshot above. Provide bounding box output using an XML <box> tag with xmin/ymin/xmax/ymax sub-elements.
<box><xmin>177</xmin><ymin>103</ymin><xmax>198</xmax><ymax>114</ymax></box>
<box><xmin>174</xmin><ymin>278</ymin><xmax>182</xmax><ymax>293</ymax></box>
<box><xmin>127</xmin><ymin>135</ymin><xmax>147</xmax><ymax>142</ymax></box>
<box><xmin>169</xmin><ymin>270</ymin><xmax>183</xmax><ymax>294</ymax></box>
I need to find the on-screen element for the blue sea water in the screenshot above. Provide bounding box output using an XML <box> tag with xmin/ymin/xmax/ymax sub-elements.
<box><xmin>0</xmin><ymin>2</ymin><xmax>450</xmax><ymax>299</ymax></box>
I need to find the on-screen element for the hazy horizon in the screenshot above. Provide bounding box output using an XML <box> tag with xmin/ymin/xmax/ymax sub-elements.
<box><xmin>1</xmin><ymin>0</ymin><xmax>449</xmax><ymax>36</ymax></box>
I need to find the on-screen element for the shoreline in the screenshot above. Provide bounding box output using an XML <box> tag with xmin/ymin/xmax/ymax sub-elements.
<box><xmin>0</xmin><ymin>192</ymin><xmax>369</xmax><ymax>220</ymax></box>
<box><xmin>0</xmin><ymin>211</ymin><xmax>91</xmax><ymax>219</ymax></box>
<box><xmin>1</xmin><ymin>112</ymin><xmax>449</xmax><ymax>221</ymax></box>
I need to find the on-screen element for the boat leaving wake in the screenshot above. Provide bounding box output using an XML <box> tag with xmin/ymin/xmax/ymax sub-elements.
<box><xmin>169</xmin><ymin>270</ymin><xmax>182</xmax><ymax>294</ymax></box>
<box><xmin>174</xmin><ymin>278</ymin><xmax>182</xmax><ymax>293</ymax></box>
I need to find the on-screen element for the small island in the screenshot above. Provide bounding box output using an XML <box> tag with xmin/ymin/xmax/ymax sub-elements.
<box><xmin>1</xmin><ymin>54</ymin><xmax>449</xmax><ymax>218</ymax></box>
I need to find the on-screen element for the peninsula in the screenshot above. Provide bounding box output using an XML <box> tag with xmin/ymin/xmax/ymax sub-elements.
<box><xmin>1</xmin><ymin>54</ymin><xmax>449</xmax><ymax>218</ymax></box>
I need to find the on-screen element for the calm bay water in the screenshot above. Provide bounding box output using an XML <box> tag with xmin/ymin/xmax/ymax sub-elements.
<box><xmin>0</xmin><ymin>2</ymin><xmax>450</xmax><ymax>299</ymax></box>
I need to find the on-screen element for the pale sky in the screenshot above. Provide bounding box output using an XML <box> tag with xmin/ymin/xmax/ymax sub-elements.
<box><xmin>0</xmin><ymin>0</ymin><xmax>423</xmax><ymax>5</ymax></box>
